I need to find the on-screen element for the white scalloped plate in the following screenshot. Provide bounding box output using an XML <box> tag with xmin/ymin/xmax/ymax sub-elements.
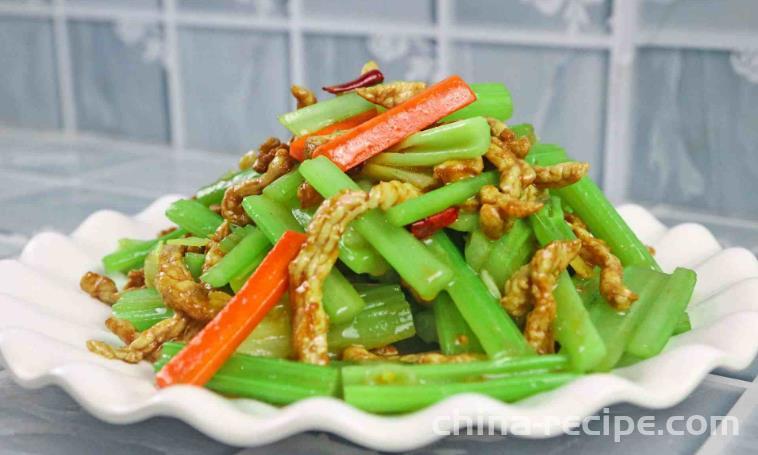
<box><xmin>2</xmin><ymin>196</ymin><xmax>758</xmax><ymax>451</ymax></box>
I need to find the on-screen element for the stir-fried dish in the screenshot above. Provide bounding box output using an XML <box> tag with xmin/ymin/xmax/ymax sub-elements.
<box><xmin>80</xmin><ymin>62</ymin><xmax>697</xmax><ymax>413</ymax></box>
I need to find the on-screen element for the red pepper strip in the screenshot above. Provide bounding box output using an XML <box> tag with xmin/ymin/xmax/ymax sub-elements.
<box><xmin>289</xmin><ymin>109</ymin><xmax>378</xmax><ymax>161</ymax></box>
<box><xmin>410</xmin><ymin>207</ymin><xmax>459</xmax><ymax>240</ymax></box>
<box><xmin>155</xmin><ymin>230</ymin><xmax>307</xmax><ymax>388</ymax></box>
<box><xmin>313</xmin><ymin>76</ymin><xmax>477</xmax><ymax>171</ymax></box>
<box><xmin>322</xmin><ymin>69</ymin><xmax>384</xmax><ymax>94</ymax></box>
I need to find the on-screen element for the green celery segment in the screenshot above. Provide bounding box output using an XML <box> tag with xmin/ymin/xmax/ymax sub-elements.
<box><xmin>184</xmin><ymin>252</ymin><xmax>206</xmax><ymax>279</ymax></box>
<box><xmin>300</xmin><ymin>157</ymin><xmax>454</xmax><ymax>300</ymax></box>
<box><xmin>200</xmin><ymin>227</ymin><xmax>270</xmax><ymax>288</ymax></box>
<box><xmin>588</xmin><ymin>266</ymin><xmax>670</xmax><ymax>371</ymax></box>
<box><xmin>448</xmin><ymin>212</ymin><xmax>479</xmax><ymax>232</ymax></box>
<box><xmin>165</xmin><ymin>199</ymin><xmax>224</xmax><ymax>238</ymax></box>
<box><xmin>359</xmin><ymin>163</ymin><xmax>439</xmax><ymax>191</ymax></box>
<box><xmin>433</xmin><ymin>292</ymin><xmax>484</xmax><ymax>355</ymax></box>
<box><xmin>509</xmin><ymin>123</ymin><xmax>537</xmax><ymax>144</ymax></box>
<box><xmin>480</xmin><ymin>219</ymin><xmax>535</xmax><ymax>290</ymax></box>
<box><xmin>414</xmin><ymin>309</ymin><xmax>438</xmax><ymax>344</ymax></box>
<box><xmin>626</xmin><ymin>267</ymin><xmax>697</xmax><ymax>358</ymax></box>
<box><xmin>465</xmin><ymin>228</ymin><xmax>495</xmax><ymax>272</ymax></box>
<box><xmin>343</xmin><ymin>373</ymin><xmax>577</xmax><ymax>413</ymax></box>
<box><xmin>261</xmin><ymin>169</ymin><xmax>305</xmax><ymax>205</ymax></box>
<box><xmin>368</xmin><ymin>117</ymin><xmax>490</xmax><ymax>167</ymax></box>
<box><xmin>425</xmin><ymin>231</ymin><xmax>532</xmax><ymax>358</ymax></box>
<box><xmin>102</xmin><ymin>228</ymin><xmax>186</xmax><ymax>274</ymax></box>
<box><xmin>342</xmin><ymin>353</ymin><xmax>568</xmax><ymax>386</ymax></box>
<box><xmin>441</xmin><ymin>83</ymin><xmax>513</xmax><ymax>122</ymax></box>
<box><xmin>112</xmin><ymin>288</ymin><xmax>173</xmax><ymax>331</ymax></box>
<box><xmin>386</xmin><ymin>171</ymin><xmax>498</xmax><ymax>226</ymax></box>
<box><xmin>530</xmin><ymin>202</ymin><xmax>607</xmax><ymax>371</ymax></box>
<box><xmin>278</xmin><ymin>92</ymin><xmax>375</xmax><ymax>135</ymax></box>
<box><xmin>155</xmin><ymin>342</ymin><xmax>340</xmax><ymax>404</ymax></box>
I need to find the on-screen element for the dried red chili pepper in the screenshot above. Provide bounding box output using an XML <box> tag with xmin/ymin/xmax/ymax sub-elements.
<box><xmin>410</xmin><ymin>207</ymin><xmax>459</xmax><ymax>239</ymax></box>
<box><xmin>322</xmin><ymin>69</ymin><xmax>384</xmax><ymax>94</ymax></box>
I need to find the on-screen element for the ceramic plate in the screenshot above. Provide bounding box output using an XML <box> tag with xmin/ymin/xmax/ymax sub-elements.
<box><xmin>1</xmin><ymin>195</ymin><xmax>757</xmax><ymax>451</ymax></box>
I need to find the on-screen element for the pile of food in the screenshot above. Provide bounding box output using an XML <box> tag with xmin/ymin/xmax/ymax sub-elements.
<box><xmin>80</xmin><ymin>62</ymin><xmax>696</xmax><ymax>413</ymax></box>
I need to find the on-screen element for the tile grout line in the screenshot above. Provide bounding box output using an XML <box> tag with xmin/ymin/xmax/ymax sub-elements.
<box><xmin>163</xmin><ymin>0</ymin><xmax>186</xmax><ymax>150</ymax></box>
<box><xmin>601</xmin><ymin>0</ymin><xmax>639</xmax><ymax>202</ymax></box>
<box><xmin>51</xmin><ymin>0</ymin><xmax>77</xmax><ymax>135</ymax></box>
<box><xmin>435</xmin><ymin>0</ymin><xmax>452</xmax><ymax>77</ymax></box>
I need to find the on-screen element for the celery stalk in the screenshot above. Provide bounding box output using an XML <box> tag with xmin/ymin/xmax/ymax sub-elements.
<box><xmin>228</xmin><ymin>250</ymin><xmax>269</xmax><ymax>293</ymax></box>
<box><xmin>530</xmin><ymin>205</ymin><xmax>607</xmax><ymax>371</ymax></box>
<box><xmin>509</xmin><ymin>123</ymin><xmax>537</xmax><ymax>144</ymax></box>
<box><xmin>368</xmin><ymin>117</ymin><xmax>490</xmax><ymax>167</ymax></box>
<box><xmin>200</xmin><ymin>227</ymin><xmax>270</xmax><ymax>288</ymax></box>
<box><xmin>342</xmin><ymin>354</ymin><xmax>568</xmax><ymax>386</ymax></box>
<box><xmin>425</xmin><ymin>232</ymin><xmax>531</xmax><ymax>358</ymax></box>
<box><xmin>300</xmin><ymin>157</ymin><xmax>454</xmax><ymax>300</ymax></box>
<box><xmin>626</xmin><ymin>267</ymin><xmax>697</xmax><ymax>358</ymax></box>
<box><xmin>465</xmin><ymin>229</ymin><xmax>495</xmax><ymax>272</ymax></box>
<box><xmin>527</xmin><ymin>144</ymin><xmax>659</xmax><ymax>271</ymax></box>
<box><xmin>261</xmin><ymin>169</ymin><xmax>304</xmax><ymax>205</ymax></box>
<box><xmin>111</xmin><ymin>288</ymin><xmax>173</xmax><ymax>331</ymax></box>
<box><xmin>184</xmin><ymin>252</ymin><xmax>205</xmax><ymax>279</ymax></box>
<box><xmin>165</xmin><ymin>199</ymin><xmax>224</xmax><ymax>238</ymax></box>
<box><xmin>448</xmin><ymin>212</ymin><xmax>479</xmax><ymax>232</ymax></box>
<box><xmin>386</xmin><ymin>171</ymin><xmax>498</xmax><ymax>226</ymax></box>
<box><xmin>278</xmin><ymin>92</ymin><xmax>375</xmax><ymax>135</ymax></box>
<box><xmin>343</xmin><ymin>373</ymin><xmax>577</xmax><ymax>413</ymax></box>
<box><xmin>433</xmin><ymin>292</ymin><xmax>484</xmax><ymax>355</ymax></box>
<box><xmin>102</xmin><ymin>228</ymin><xmax>186</xmax><ymax>274</ymax></box>
<box><xmin>414</xmin><ymin>309</ymin><xmax>438</xmax><ymax>344</ymax></box>
<box><xmin>589</xmin><ymin>267</ymin><xmax>669</xmax><ymax>371</ymax></box>
<box><xmin>441</xmin><ymin>83</ymin><xmax>513</xmax><ymax>122</ymax></box>
<box><xmin>480</xmin><ymin>219</ymin><xmax>535</xmax><ymax>289</ymax></box>
<box><xmin>155</xmin><ymin>342</ymin><xmax>340</xmax><ymax>404</ymax></box>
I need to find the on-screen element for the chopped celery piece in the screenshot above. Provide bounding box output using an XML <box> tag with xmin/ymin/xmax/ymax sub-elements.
<box><xmin>510</xmin><ymin>123</ymin><xmax>537</xmax><ymax>144</ymax></box>
<box><xmin>228</xmin><ymin>249</ymin><xmax>269</xmax><ymax>293</ymax></box>
<box><xmin>448</xmin><ymin>212</ymin><xmax>478</xmax><ymax>232</ymax></box>
<box><xmin>413</xmin><ymin>309</ymin><xmax>438</xmax><ymax>344</ymax></box>
<box><xmin>589</xmin><ymin>267</ymin><xmax>669</xmax><ymax>371</ymax></box>
<box><xmin>480</xmin><ymin>219</ymin><xmax>535</xmax><ymax>289</ymax></box>
<box><xmin>195</xmin><ymin>168</ymin><xmax>259</xmax><ymax>207</ymax></box>
<box><xmin>425</xmin><ymin>232</ymin><xmax>531</xmax><ymax>358</ymax></box>
<box><xmin>117</xmin><ymin>238</ymin><xmax>144</xmax><ymax>250</ymax></box>
<box><xmin>328</xmin><ymin>290</ymin><xmax>415</xmax><ymax>351</ymax></box>
<box><xmin>300</xmin><ymin>157</ymin><xmax>454</xmax><ymax>300</ymax></box>
<box><xmin>527</xmin><ymin>144</ymin><xmax>659</xmax><ymax>271</ymax></box>
<box><xmin>102</xmin><ymin>228</ymin><xmax>186</xmax><ymax>274</ymax></box>
<box><xmin>342</xmin><ymin>354</ymin><xmax>568</xmax><ymax>386</ymax></box>
<box><xmin>359</xmin><ymin>163</ymin><xmax>439</xmax><ymax>191</ymax></box>
<box><xmin>344</xmin><ymin>373</ymin><xmax>576</xmax><ymax>413</ymax></box>
<box><xmin>242</xmin><ymin>195</ymin><xmax>367</xmax><ymax>323</ymax></box>
<box><xmin>156</xmin><ymin>342</ymin><xmax>340</xmax><ymax>404</ymax></box>
<box><xmin>112</xmin><ymin>288</ymin><xmax>173</xmax><ymax>331</ymax></box>
<box><xmin>442</xmin><ymin>83</ymin><xmax>513</xmax><ymax>122</ymax></box>
<box><xmin>262</xmin><ymin>169</ymin><xmax>305</xmax><ymax>205</ymax></box>
<box><xmin>530</xmin><ymin>205</ymin><xmax>607</xmax><ymax>371</ymax></box>
<box><xmin>368</xmin><ymin>117</ymin><xmax>490</xmax><ymax>167</ymax></box>
<box><xmin>627</xmin><ymin>267</ymin><xmax>697</xmax><ymax>358</ymax></box>
<box><xmin>166</xmin><ymin>236</ymin><xmax>210</xmax><ymax>247</ymax></box>
<box><xmin>386</xmin><ymin>171</ymin><xmax>498</xmax><ymax>226</ymax></box>
<box><xmin>218</xmin><ymin>225</ymin><xmax>255</xmax><ymax>253</ymax></box>
<box><xmin>237</xmin><ymin>303</ymin><xmax>293</xmax><ymax>358</ymax></box>
<box><xmin>278</xmin><ymin>92</ymin><xmax>375</xmax><ymax>135</ymax></box>
<box><xmin>165</xmin><ymin>199</ymin><xmax>223</xmax><ymax>238</ymax></box>
<box><xmin>465</xmin><ymin>229</ymin><xmax>495</xmax><ymax>272</ymax></box>
<box><xmin>433</xmin><ymin>293</ymin><xmax>483</xmax><ymax>355</ymax></box>
<box><xmin>200</xmin><ymin>227</ymin><xmax>270</xmax><ymax>288</ymax></box>
<box><xmin>184</xmin><ymin>252</ymin><xmax>205</xmax><ymax>279</ymax></box>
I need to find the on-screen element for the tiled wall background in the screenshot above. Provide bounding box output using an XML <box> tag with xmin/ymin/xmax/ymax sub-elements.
<box><xmin>0</xmin><ymin>0</ymin><xmax>757</xmax><ymax>253</ymax></box>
